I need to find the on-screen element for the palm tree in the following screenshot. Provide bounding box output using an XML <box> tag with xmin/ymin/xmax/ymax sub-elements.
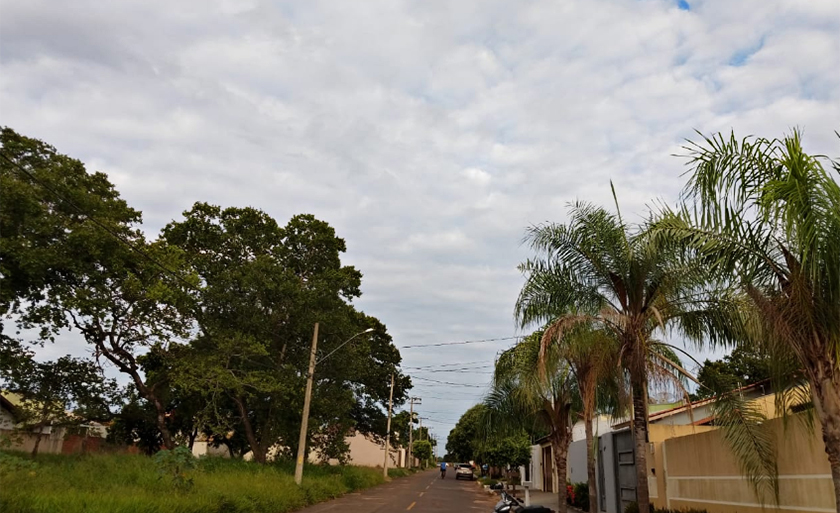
<box><xmin>542</xmin><ymin>322</ymin><xmax>623</xmax><ymax>513</ymax></box>
<box><xmin>485</xmin><ymin>332</ymin><xmax>579</xmax><ymax>513</ymax></box>
<box><xmin>655</xmin><ymin>130</ymin><xmax>840</xmax><ymax>508</ymax></box>
<box><xmin>516</xmin><ymin>201</ymin><xmax>721</xmax><ymax>513</ymax></box>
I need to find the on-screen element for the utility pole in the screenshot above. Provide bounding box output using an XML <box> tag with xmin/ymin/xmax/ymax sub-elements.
<box><xmin>383</xmin><ymin>373</ymin><xmax>395</xmax><ymax>478</ymax></box>
<box><xmin>294</xmin><ymin>322</ymin><xmax>319</xmax><ymax>486</ymax></box>
<box><xmin>407</xmin><ymin>396</ymin><xmax>420</xmax><ymax>469</ymax></box>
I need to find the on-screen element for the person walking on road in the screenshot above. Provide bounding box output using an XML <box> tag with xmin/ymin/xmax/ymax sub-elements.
<box><xmin>440</xmin><ymin>461</ymin><xmax>447</xmax><ymax>479</ymax></box>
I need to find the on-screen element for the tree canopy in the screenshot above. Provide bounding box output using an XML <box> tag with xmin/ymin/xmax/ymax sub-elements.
<box><xmin>0</xmin><ymin>127</ymin><xmax>410</xmax><ymax>463</ymax></box>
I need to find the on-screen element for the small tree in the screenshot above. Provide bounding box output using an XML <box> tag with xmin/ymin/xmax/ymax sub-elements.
<box><xmin>412</xmin><ymin>439</ymin><xmax>433</xmax><ymax>468</ymax></box>
<box><xmin>483</xmin><ymin>433</ymin><xmax>531</xmax><ymax>491</ymax></box>
<box><xmin>0</xmin><ymin>345</ymin><xmax>120</xmax><ymax>456</ymax></box>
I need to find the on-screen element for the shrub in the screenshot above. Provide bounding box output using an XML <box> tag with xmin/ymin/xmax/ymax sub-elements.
<box><xmin>573</xmin><ymin>482</ymin><xmax>589</xmax><ymax>510</ymax></box>
<box><xmin>625</xmin><ymin>502</ymin><xmax>639</xmax><ymax>513</ymax></box>
<box><xmin>153</xmin><ymin>446</ymin><xmax>198</xmax><ymax>491</ymax></box>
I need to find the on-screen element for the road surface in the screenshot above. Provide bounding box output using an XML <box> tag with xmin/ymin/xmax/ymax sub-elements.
<box><xmin>296</xmin><ymin>469</ymin><xmax>498</xmax><ymax>513</ymax></box>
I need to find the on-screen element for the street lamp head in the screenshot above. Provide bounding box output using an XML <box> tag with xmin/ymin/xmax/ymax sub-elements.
<box><xmin>363</xmin><ymin>328</ymin><xmax>374</xmax><ymax>333</ymax></box>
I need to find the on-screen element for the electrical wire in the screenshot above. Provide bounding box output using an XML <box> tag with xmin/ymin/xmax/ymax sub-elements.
<box><xmin>400</xmin><ymin>335</ymin><xmax>521</xmax><ymax>349</ymax></box>
<box><xmin>412</xmin><ymin>376</ymin><xmax>487</xmax><ymax>388</ymax></box>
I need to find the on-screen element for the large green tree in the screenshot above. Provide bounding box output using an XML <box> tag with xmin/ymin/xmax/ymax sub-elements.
<box><xmin>1</xmin><ymin>127</ymin><xmax>191</xmax><ymax>450</ymax></box>
<box><xmin>0</xmin><ymin>127</ymin><xmax>140</xmax><ymax>327</ymax></box>
<box><xmin>515</xmin><ymin>202</ymin><xmax>726</xmax><ymax>513</ymax></box>
<box><xmin>693</xmin><ymin>345</ymin><xmax>771</xmax><ymax>400</ymax></box>
<box><xmin>446</xmin><ymin>404</ymin><xmax>487</xmax><ymax>463</ymax></box>
<box><xmin>164</xmin><ymin>204</ymin><xmax>409</xmax><ymax>463</ymax></box>
<box><xmin>655</xmin><ymin>130</ymin><xmax>840</xmax><ymax>507</ymax></box>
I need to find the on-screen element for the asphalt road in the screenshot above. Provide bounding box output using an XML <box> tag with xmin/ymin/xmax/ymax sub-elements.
<box><xmin>296</xmin><ymin>469</ymin><xmax>498</xmax><ymax>513</ymax></box>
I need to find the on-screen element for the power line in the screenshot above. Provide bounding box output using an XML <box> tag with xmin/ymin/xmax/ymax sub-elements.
<box><xmin>413</xmin><ymin>368</ymin><xmax>494</xmax><ymax>374</ymax></box>
<box><xmin>0</xmin><ymin>151</ymin><xmax>200</xmax><ymax>293</ymax></box>
<box><xmin>412</xmin><ymin>376</ymin><xmax>487</xmax><ymax>388</ymax></box>
<box><xmin>405</xmin><ymin>360</ymin><xmax>491</xmax><ymax>369</ymax></box>
<box><xmin>400</xmin><ymin>336</ymin><xmax>521</xmax><ymax>349</ymax></box>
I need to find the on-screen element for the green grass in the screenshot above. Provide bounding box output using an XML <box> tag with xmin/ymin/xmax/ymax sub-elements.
<box><xmin>0</xmin><ymin>451</ymin><xmax>400</xmax><ymax>513</ymax></box>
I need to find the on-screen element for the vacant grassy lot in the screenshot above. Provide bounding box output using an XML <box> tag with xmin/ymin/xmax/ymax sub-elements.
<box><xmin>0</xmin><ymin>451</ymin><xmax>412</xmax><ymax>513</ymax></box>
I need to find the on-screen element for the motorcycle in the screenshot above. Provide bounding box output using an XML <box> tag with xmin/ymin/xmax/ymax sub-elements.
<box><xmin>492</xmin><ymin>490</ymin><xmax>551</xmax><ymax>513</ymax></box>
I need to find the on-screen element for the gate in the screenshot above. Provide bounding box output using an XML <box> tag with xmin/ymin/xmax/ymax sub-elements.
<box><xmin>614</xmin><ymin>430</ymin><xmax>637</xmax><ymax>511</ymax></box>
<box><xmin>542</xmin><ymin>445</ymin><xmax>554</xmax><ymax>493</ymax></box>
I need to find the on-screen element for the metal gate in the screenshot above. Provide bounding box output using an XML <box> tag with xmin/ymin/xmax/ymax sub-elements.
<box><xmin>597</xmin><ymin>441</ymin><xmax>607</xmax><ymax>511</ymax></box>
<box><xmin>614</xmin><ymin>430</ymin><xmax>637</xmax><ymax>511</ymax></box>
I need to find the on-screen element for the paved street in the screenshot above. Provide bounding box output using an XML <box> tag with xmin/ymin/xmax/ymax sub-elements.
<box><xmin>296</xmin><ymin>469</ymin><xmax>498</xmax><ymax>513</ymax></box>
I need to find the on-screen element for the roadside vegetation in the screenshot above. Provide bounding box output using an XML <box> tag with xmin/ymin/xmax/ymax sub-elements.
<box><xmin>0</xmin><ymin>450</ymin><xmax>413</xmax><ymax>513</ymax></box>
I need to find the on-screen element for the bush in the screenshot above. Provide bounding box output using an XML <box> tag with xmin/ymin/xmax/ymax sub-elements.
<box><xmin>625</xmin><ymin>502</ymin><xmax>639</xmax><ymax>513</ymax></box>
<box><xmin>154</xmin><ymin>446</ymin><xmax>198</xmax><ymax>491</ymax></box>
<box><xmin>572</xmin><ymin>482</ymin><xmax>589</xmax><ymax>511</ymax></box>
<box><xmin>0</xmin><ymin>451</ymin><xmax>405</xmax><ymax>513</ymax></box>
<box><xmin>479</xmin><ymin>477</ymin><xmax>499</xmax><ymax>487</ymax></box>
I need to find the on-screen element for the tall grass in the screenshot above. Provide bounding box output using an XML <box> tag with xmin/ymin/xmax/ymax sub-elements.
<box><xmin>0</xmin><ymin>451</ymin><xmax>395</xmax><ymax>513</ymax></box>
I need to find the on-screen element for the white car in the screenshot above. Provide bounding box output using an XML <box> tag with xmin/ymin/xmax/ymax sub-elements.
<box><xmin>455</xmin><ymin>464</ymin><xmax>474</xmax><ymax>480</ymax></box>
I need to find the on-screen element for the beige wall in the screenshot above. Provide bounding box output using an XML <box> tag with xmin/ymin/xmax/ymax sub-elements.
<box><xmin>647</xmin><ymin>424</ymin><xmax>716</xmax><ymax>503</ymax></box>
<box><xmin>310</xmin><ymin>431</ymin><xmax>403</xmax><ymax>468</ymax></box>
<box><xmin>661</xmin><ymin>414</ymin><xmax>833</xmax><ymax>513</ymax></box>
<box><xmin>0</xmin><ymin>428</ymin><xmax>65</xmax><ymax>454</ymax></box>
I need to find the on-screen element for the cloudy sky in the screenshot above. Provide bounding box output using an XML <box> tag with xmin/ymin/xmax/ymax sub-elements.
<box><xmin>2</xmin><ymin>0</ymin><xmax>838</xmax><ymax>451</ymax></box>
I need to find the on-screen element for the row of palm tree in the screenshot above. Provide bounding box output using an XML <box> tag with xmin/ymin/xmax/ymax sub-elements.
<box><xmin>486</xmin><ymin>130</ymin><xmax>839</xmax><ymax>513</ymax></box>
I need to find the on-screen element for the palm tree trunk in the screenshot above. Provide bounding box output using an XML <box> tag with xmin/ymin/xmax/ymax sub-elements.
<box><xmin>631</xmin><ymin>372</ymin><xmax>651</xmax><ymax>513</ymax></box>
<box><xmin>585</xmin><ymin>411</ymin><xmax>598</xmax><ymax>513</ymax></box>
<box><xmin>811</xmin><ymin>372</ymin><xmax>840</xmax><ymax>511</ymax></box>
<box><xmin>551</xmin><ymin>430</ymin><xmax>572</xmax><ymax>513</ymax></box>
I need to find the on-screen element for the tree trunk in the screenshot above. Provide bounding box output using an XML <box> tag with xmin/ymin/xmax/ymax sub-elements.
<box><xmin>233</xmin><ymin>395</ymin><xmax>265</xmax><ymax>464</ymax></box>
<box><xmin>552</xmin><ymin>431</ymin><xmax>572</xmax><ymax>513</ymax></box>
<box><xmin>585</xmin><ymin>411</ymin><xmax>598</xmax><ymax>513</ymax></box>
<box><xmin>188</xmin><ymin>428</ymin><xmax>198</xmax><ymax>450</ymax></box>
<box><xmin>151</xmin><ymin>397</ymin><xmax>175</xmax><ymax>450</ymax></box>
<box><xmin>31</xmin><ymin>425</ymin><xmax>45</xmax><ymax>457</ymax></box>
<box><xmin>811</xmin><ymin>373</ymin><xmax>840</xmax><ymax>511</ymax></box>
<box><xmin>92</xmin><ymin>334</ymin><xmax>175</xmax><ymax>450</ymax></box>
<box><xmin>631</xmin><ymin>372</ymin><xmax>651</xmax><ymax>513</ymax></box>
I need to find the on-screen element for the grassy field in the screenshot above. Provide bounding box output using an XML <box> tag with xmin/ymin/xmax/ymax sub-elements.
<box><xmin>0</xmin><ymin>451</ymin><xmax>414</xmax><ymax>513</ymax></box>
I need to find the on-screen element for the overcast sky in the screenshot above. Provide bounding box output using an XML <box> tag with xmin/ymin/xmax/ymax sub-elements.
<box><xmin>2</xmin><ymin>0</ymin><xmax>838</xmax><ymax>453</ymax></box>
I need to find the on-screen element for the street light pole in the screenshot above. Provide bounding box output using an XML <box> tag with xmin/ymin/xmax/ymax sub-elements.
<box><xmin>383</xmin><ymin>373</ymin><xmax>395</xmax><ymax>479</ymax></box>
<box><xmin>294</xmin><ymin>322</ymin><xmax>319</xmax><ymax>486</ymax></box>
<box><xmin>294</xmin><ymin>325</ymin><xmax>374</xmax><ymax>486</ymax></box>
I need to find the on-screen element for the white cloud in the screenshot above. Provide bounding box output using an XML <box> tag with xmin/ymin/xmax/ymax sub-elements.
<box><xmin>2</xmin><ymin>0</ymin><xmax>838</xmax><ymax>448</ymax></box>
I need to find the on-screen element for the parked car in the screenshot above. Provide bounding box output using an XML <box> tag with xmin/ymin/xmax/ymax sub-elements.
<box><xmin>455</xmin><ymin>463</ymin><xmax>475</xmax><ymax>480</ymax></box>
